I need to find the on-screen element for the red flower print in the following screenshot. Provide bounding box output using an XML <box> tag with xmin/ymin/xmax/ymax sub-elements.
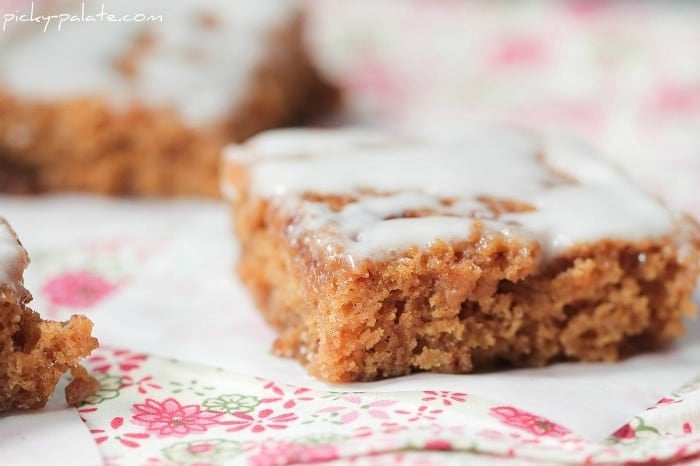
<box><xmin>78</xmin><ymin>405</ymin><xmax>97</xmax><ymax>416</ymax></box>
<box><xmin>394</xmin><ymin>405</ymin><xmax>443</xmax><ymax>422</ymax></box>
<box><xmin>612</xmin><ymin>423</ymin><xmax>636</xmax><ymax>440</ymax></box>
<box><xmin>422</xmin><ymin>391</ymin><xmax>467</xmax><ymax>406</ymax></box>
<box><xmin>224</xmin><ymin>408</ymin><xmax>297</xmax><ymax>433</ymax></box>
<box><xmin>42</xmin><ymin>270</ymin><xmax>118</xmax><ymax>308</ymax></box>
<box><xmin>424</xmin><ymin>439</ymin><xmax>452</xmax><ymax>451</ymax></box>
<box><xmin>658</xmin><ymin>397</ymin><xmax>681</xmax><ymax>405</ymax></box>
<box><xmin>132</xmin><ymin>398</ymin><xmax>223</xmax><ymax>437</ymax></box>
<box><xmin>490</xmin><ymin>406</ymin><xmax>570</xmax><ymax>437</ymax></box>
<box><xmin>260</xmin><ymin>379</ymin><xmax>285</xmax><ymax>396</ymax></box>
<box><xmin>90</xmin><ymin>416</ymin><xmax>150</xmax><ymax>448</ymax></box>
<box><xmin>121</xmin><ymin>375</ymin><xmax>162</xmax><ymax>394</ymax></box>
<box><xmin>88</xmin><ymin>348</ymin><xmax>148</xmax><ymax>373</ymax></box>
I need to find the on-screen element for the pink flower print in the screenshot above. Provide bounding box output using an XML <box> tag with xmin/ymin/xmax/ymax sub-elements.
<box><xmin>477</xmin><ymin>428</ymin><xmax>521</xmax><ymax>443</ymax></box>
<box><xmin>317</xmin><ymin>396</ymin><xmax>397</xmax><ymax>424</ymax></box>
<box><xmin>647</xmin><ymin>397</ymin><xmax>682</xmax><ymax>411</ymax></box>
<box><xmin>260</xmin><ymin>380</ymin><xmax>285</xmax><ymax>396</ymax></box>
<box><xmin>649</xmin><ymin>83</ymin><xmax>700</xmax><ymax>116</ymax></box>
<box><xmin>42</xmin><ymin>271</ymin><xmax>117</xmax><ymax>308</ymax></box>
<box><xmin>88</xmin><ymin>348</ymin><xmax>147</xmax><ymax>373</ymax></box>
<box><xmin>261</xmin><ymin>383</ymin><xmax>314</xmax><ymax>409</ymax></box>
<box><xmin>514</xmin><ymin>100</ymin><xmax>604</xmax><ymax>139</ymax></box>
<box><xmin>131</xmin><ymin>398</ymin><xmax>223</xmax><ymax>437</ymax></box>
<box><xmin>248</xmin><ymin>440</ymin><xmax>338</xmax><ymax>466</ymax></box>
<box><xmin>342</xmin><ymin>59</ymin><xmax>404</xmax><ymax>99</ymax></box>
<box><xmin>103</xmin><ymin>457</ymin><xmax>125</xmax><ymax>466</ymax></box>
<box><xmin>424</xmin><ymin>440</ymin><xmax>452</xmax><ymax>451</ymax></box>
<box><xmin>344</xmin><ymin>452</ymin><xmax>428</xmax><ymax>466</ymax></box>
<box><xmin>612</xmin><ymin>423</ymin><xmax>636</xmax><ymax>440</ymax></box>
<box><xmin>491</xmin><ymin>406</ymin><xmax>570</xmax><ymax>437</ymax></box>
<box><xmin>78</xmin><ymin>406</ymin><xmax>98</xmax><ymax>419</ymax></box>
<box><xmin>394</xmin><ymin>405</ymin><xmax>443</xmax><ymax>422</ymax></box>
<box><xmin>141</xmin><ymin>459</ymin><xmax>181</xmax><ymax>466</ymax></box>
<box><xmin>684</xmin><ymin>423</ymin><xmax>693</xmax><ymax>435</ymax></box>
<box><xmin>352</xmin><ymin>425</ymin><xmax>374</xmax><ymax>438</ymax></box>
<box><xmin>353</xmin><ymin>422</ymin><xmax>408</xmax><ymax>438</ymax></box>
<box><xmin>418</xmin><ymin>423</ymin><xmax>464</xmax><ymax>437</ymax></box>
<box><xmin>489</xmin><ymin>36</ymin><xmax>549</xmax><ymax>68</ymax></box>
<box><xmin>565</xmin><ymin>0</ymin><xmax>613</xmax><ymax>18</ymax></box>
<box><xmin>90</xmin><ymin>416</ymin><xmax>150</xmax><ymax>448</ymax></box>
<box><xmin>121</xmin><ymin>375</ymin><xmax>162</xmax><ymax>395</ymax></box>
<box><xmin>160</xmin><ymin>439</ymin><xmax>255</xmax><ymax>465</ymax></box>
<box><xmin>422</xmin><ymin>391</ymin><xmax>467</xmax><ymax>406</ymax></box>
<box><xmin>224</xmin><ymin>408</ymin><xmax>297</xmax><ymax>433</ymax></box>
<box><xmin>658</xmin><ymin>397</ymin><xmax>678</xmax><ymax>404</ymax></box>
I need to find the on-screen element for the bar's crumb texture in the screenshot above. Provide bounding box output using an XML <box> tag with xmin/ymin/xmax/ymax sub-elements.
<box><xmin>223</xmin><ymin>128</ymin><xmax>700</xmax><ymax>382</ymax></box>
<box><xmin>1</xmin><ymin>219</ymin><xmax>98</xmax><ymax>410</ymax></box>
<box><xmin>0</xmin><ymin>1</ymin><xmax>336</xmax><ymax>196</ymax></box>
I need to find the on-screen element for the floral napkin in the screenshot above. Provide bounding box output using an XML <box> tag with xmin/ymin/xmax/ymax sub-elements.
<box><xmin>73</xmin><ymin>346</ymin><xmax>700</xmax><ymax>466</ymax></box>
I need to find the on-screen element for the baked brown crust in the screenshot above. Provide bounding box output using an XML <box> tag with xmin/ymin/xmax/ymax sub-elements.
<box><xmin>226</xmin><ymin>160</ymin><xmax>700</xmax><ymax>383</ymax></box>
<box><xmin>0</xmin><ymin>15</ymin><xmax>336</xmax><ymax>196</ymax></box>
<box><xmin>0</xmin><ymin>220</ymin><xmax>99</xmax><ymax>410</ymax></box>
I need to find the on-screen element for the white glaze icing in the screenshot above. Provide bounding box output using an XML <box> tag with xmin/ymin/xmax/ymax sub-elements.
<box><xmin>0</xmin><ymin>219</ymin><xmax>28</xmax><ymax>289</ymax></box>
<box><xmin>0</xmin><ymin>0</ymin><xmax>296</xmax><ymax>127</ymax></box>
<box><xmin>223</xmin><ymin>127</ymin><xmax>678</xmax><ymax>264</ymax></box>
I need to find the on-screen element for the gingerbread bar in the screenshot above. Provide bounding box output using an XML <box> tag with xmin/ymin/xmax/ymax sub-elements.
<box><xmin>222</xmin><ymin>127</ymin><xmax>700</xmax><ymax>382</ymax></box>
<box><xmin>0</xmin><ymin>218</ymin><xmax>98</xmax><ymax>411</ymax></box>
<box><xmin>0</xmin><ymin>0</ymin><xmax>335</xmax><ymax>196</ymax></box>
